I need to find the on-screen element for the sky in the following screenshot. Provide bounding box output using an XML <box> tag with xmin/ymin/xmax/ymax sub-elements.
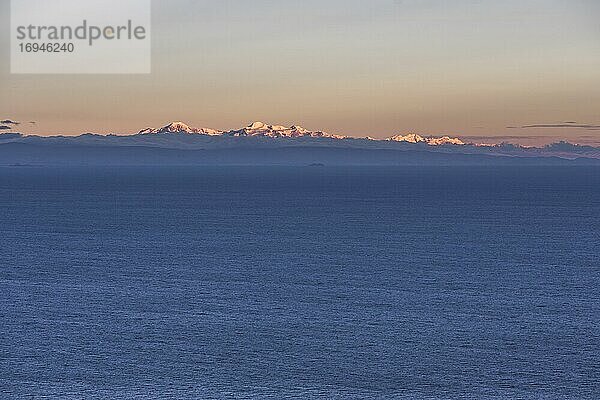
<box><xmin>1</xmin><ymin>0</ymin><xmax>599</xmax><ymax>144</ymax></box>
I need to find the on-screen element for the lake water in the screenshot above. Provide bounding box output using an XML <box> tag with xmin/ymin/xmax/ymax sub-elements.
<box><xmin>1</xmin><ymin>166</ymin><xmax>599</xmax><ymax>399</ymax></box>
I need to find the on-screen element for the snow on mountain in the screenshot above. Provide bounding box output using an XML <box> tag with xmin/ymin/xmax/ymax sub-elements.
<box><xmin>139</xmin><ymin>122</ymin><xmax>222</xmax><ymax>136</ymax></box>
<box><xmin>388</xmin><ymin>133</ymin><xmax>464</xmax><ymax>146</ymax></box>
<box><xmin>110</xmin><ymin>121</ymin><xmax>594</xmax><ymax>159</ymax></box>
<box><xmin>224</xmin><ymin>122</ymin><xmax>345</xmax><ymax>139</ymax></box>
<box><xmin>138</xmin><ymin>122</ymin><xmax>463</xmax><ymax>145</ymax></box>
<box><xmin>136</xmin><ymin>121</ymin><xmax>346</xmax><ymax>139</ymax></box>
<box><xmin>426</xmin><ymin>136</ymin><xmax>465</xmax><ymax>146</ymax></box>
<box><xmin>388</xmin><ymin>133</ymin><xmax>426</xmax><ymax>144</ymax></box>
<box><xmin>2</xmin><ymin>121</ymin><xmax>598</xmax><ymax>162</ymax></box>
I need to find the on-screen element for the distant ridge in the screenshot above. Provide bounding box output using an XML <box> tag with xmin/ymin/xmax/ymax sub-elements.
<box><xmin>1</xmin><ymin>121</ymin><xmax>599</xmax><ymax>165</ymax></box>
<box><xmin>137</xmin><ymin>121</ymin><xmax>461</xmax><ymax>144</ymax></box>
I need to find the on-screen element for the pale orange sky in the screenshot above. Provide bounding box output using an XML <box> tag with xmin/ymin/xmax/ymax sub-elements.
<box><xmin>1</xmin><ymin>0</ymin><xmax>599</xmax><ymax>145</ymax></box>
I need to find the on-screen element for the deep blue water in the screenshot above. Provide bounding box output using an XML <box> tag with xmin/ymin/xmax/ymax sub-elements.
<box><xmin>0</xmin><ymin>166</ymin><xmax>599</xmax><ymax>399</ymax></box>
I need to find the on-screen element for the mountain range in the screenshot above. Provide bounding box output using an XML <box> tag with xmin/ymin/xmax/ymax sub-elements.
<box><xmin>0</xmin><ymin>121</ymin><xmax>598</xmax><ymax>166</ymax></box>
<box><xmin>138</xmin><ymin>121</ymin><xmax>347</xmax><ymax>139</ymax></box>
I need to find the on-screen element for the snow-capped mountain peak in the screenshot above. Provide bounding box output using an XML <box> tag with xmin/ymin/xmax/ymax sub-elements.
<box><xmin>225</xmin><ymin>122</ymin><xmax>344</xmax><ymax>139</ymax></box>
<box><xmin>247</xmin><ymin>121</ymin><xmax>268</xmax><ymax>130</ymax></box>
<box><xmin>388</xmin><ymin>133</ymin><xmax>465</xmax><ymax>146</ymax></box>
<box><xmin>426</xmin><ymin>136</ymin><xmax>465</xmax><ymax>146</ymax></box>
<box><xmin>139</xmin><ymin>122</ymin><xmax>222</xmax><ymax>136</ymax></box>
<box><xmin>388</xmin><ymin>133</ymin><xmax>426</xmax><ymax>143</ymax></box>
<box><xmin>162</xmin><ymin>121</ymin><xmax>192</xmax><ymax>132</ymax></box>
